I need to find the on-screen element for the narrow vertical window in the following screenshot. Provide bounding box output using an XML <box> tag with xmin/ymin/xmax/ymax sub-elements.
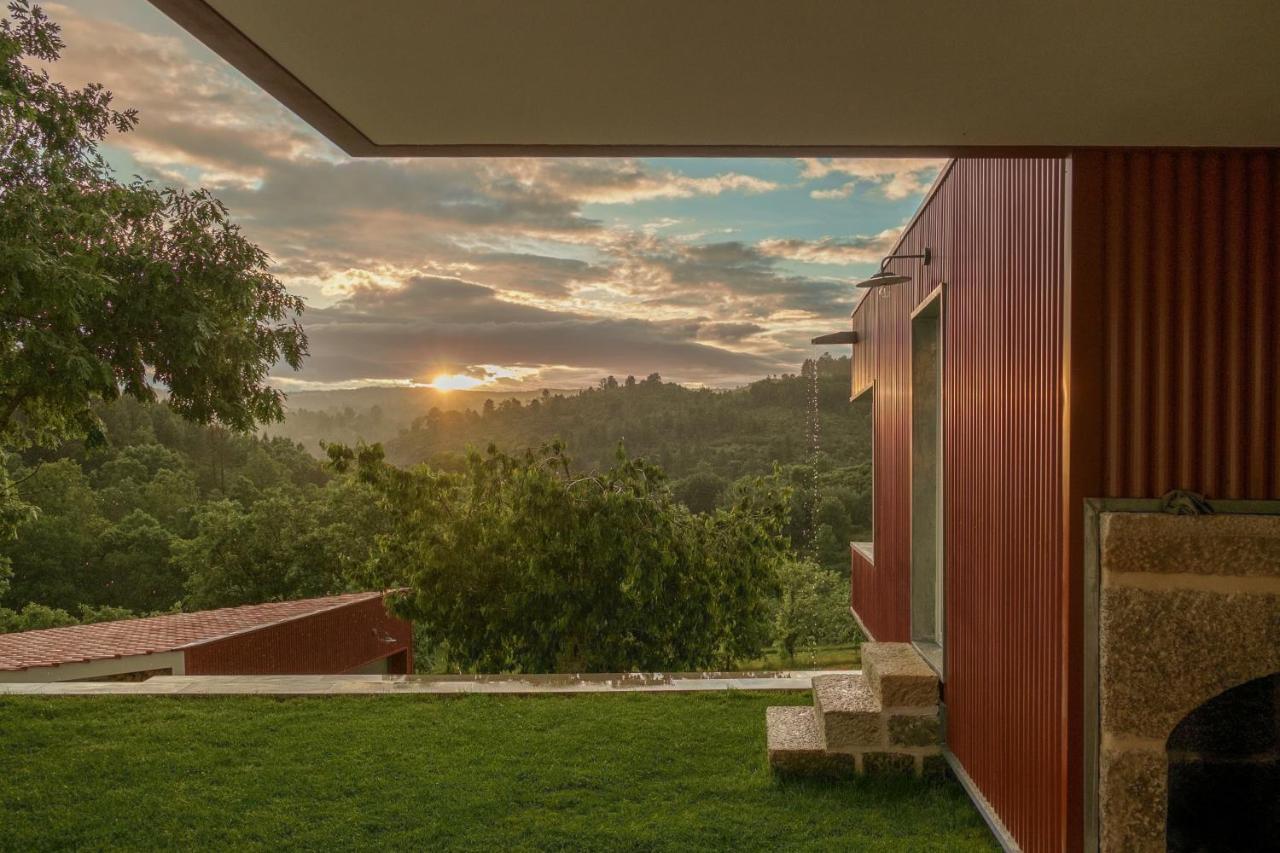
<box><xmin>850</xmin><ymin>384</ymin><xmax>874</xmax><ymax>565</ymax></box>
<box><xmin>910</xmin><ymin>287</ymin><xmax>944</xmax><ymax>675</ymax></box>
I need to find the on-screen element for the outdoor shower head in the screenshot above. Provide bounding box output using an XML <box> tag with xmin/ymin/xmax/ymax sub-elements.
<box><xmin>854</xmin><ymin>247</ymin><xmax>932</xmax><ymax>289</ymax></box>
<box><xmin>854</xmin><ymin>269</ymin><xmax>914</xmax><ymax>289</ymax></box>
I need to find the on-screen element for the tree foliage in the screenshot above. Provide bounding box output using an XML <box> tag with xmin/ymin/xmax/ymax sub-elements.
<box><xmin>0</xmin><ymin>1</ymin><xmax>306</xmax><ymax>449</ymax></box>
<box><xmin>0</xmin><ymin>600</ymin><xmax>137</xmax><ymax>633</ymax></box>
<box><xmin>1</xmin><ymin>398</ymin><xmax>336</xmax><ymax>616</ymax></box>
<box><xmin>4</xmin><ymin>396</ymin><xmax>864</xmax><ymax>674</ymax></box>
<box><xmin>175</xmin><ymin>477</ymin><xmax>386</xmax><ymax>610</ymax></box>
<box><xmin>352</xmin><ymin>442</ymin><xmax>789</xmax><ymax>672</ymax></box>
<box><xmin>0</xmin><ymin>2</ymin><xmax>307</xmax><ymax>578</ymax></box>
<box><xmin>772</xmin><ymin>559</ymin><xmax>861</xmax><ymax>661</ymax></box>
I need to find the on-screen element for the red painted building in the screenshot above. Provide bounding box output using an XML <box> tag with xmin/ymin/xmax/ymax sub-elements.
<box><xmin>838</xmin><ymin>152</ymin><xmax>1280</xmax><ymax>851</ymax></box>
<box><xmin>0</xmin><ymin>592</ymin><xmax>413</xmax><ymax>682</ymax></box>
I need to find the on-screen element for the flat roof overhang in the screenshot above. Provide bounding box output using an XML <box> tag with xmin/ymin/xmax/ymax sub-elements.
<box><xmin>150</xmin><ymin>0</ymin><xmax>1280</xmax><ymax>157</ymax></box>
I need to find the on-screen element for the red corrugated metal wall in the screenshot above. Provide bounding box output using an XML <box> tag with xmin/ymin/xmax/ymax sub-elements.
<box><xmin>1093</xmin><ymin>150</ymin><xmax>1280</xmax><ymax>499</ymax></box>
<box><xmin>850</xmin><ymin>159</ymin><xmax>1069</xmax><ymax>852</ymax></box>
<box><xmin>184</xmin><ymin>596</ymin><xmax>414</xmax><ymax>675</ymax></box>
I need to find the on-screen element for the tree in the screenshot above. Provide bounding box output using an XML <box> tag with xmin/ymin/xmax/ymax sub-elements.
<box><xmin>1</xmin><ymin>458</ymin><xmax>108</xmax><ymax>609</ymax></box>
<box><xmin>0</xmin><ymin>601</ymin><xmax>76</xmax><ymax>632</ymax></box>
<box><xmin>1</xmin><ymin>393</ymin><xmax>342</xmax><ymax>614</ymax></box>
<box><xmin>353</xmin><ymin>441</ymin><xmax>788</xmax><ymax>673</ymax></box>
<box><xmin>672</xmin><ymin>467</ymin><xmax>728</xmax><ymax>514</ymax></box>
<box><xmin>97</xmin><ymin>510</ymin><xmax>179</xmax><ymax>611</ymax></box>
<box><xmin>772</xmin><ymin>559</ymin><xmax>861</xmax><ymax>661</ymax></box>
<box><xmin>0</xmin><ymin>2</ymin><xmax>307</xmax><ymax>589</ymax></box>
<box><xmin>175</xmin><ymin>475</ymin><xmax>384</xmax><ymax>610</ymax></box>
<box><xmin>0</xmin><ymin>601</ymin><xmax>136</xmax><ymax>634</ymax></box>
<box><xmin>0</xmin><ymin>2</ymin><xmax>307</xmax><ymax>449</ymax></box>
<box><xmin>0</xmin><ymin>460</ymin><xmax>28</xmax><ymax>596</ymax></box>
<box><xmin>89</xmin><ymin>444</ymin><xmax>198</xmax><ymax>527</ymax></box>
<box><xmin>175</xmin><ymin>493</ymin><xmax>308</xmax><ymax>610</ymax></box>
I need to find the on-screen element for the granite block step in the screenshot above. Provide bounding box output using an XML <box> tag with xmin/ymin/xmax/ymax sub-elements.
<box><xmin>861</xmin><ymin>642</ymin><xmax>939</xmax><ymax>709</ymax></box>
<box><xmin>766</xmin><ymin>706</ymin><xmax>855</xmax><ymax>777</ymax></box>
<box><xmin>812</xmin><ymin>673</ymin><xmax>882</xmax><ymax>749</ymax></box>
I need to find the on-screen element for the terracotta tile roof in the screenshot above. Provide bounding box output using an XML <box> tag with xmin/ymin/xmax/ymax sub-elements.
<box><xmin>0</xmin><ymin>592</ymin><xmax>385</xmax><ymax>672</ymax></box>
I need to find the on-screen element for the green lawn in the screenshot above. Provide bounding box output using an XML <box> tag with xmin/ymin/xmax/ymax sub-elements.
<box><xmin>0</xmin><ymin>693</ymin><xmax>994</xmax><ymax>852</ymax></box>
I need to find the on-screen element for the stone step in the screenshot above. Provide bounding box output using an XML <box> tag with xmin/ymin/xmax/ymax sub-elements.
<box><xmin>812</xmin><ymin>673</ymin><xmax>882</xmax><ymax>749</ymax></box>
<box><xmin>766</xmin><ymin>706</ymin><xmax>855</xmax><ymax>777</ymax></box>
<box><xmin>764</xmin><ymin>645</ymin><xmax>944</xmax><ymax>780</ymax></box>
<box><xmin>861</xmin><ymin>642</ymin><xmax>939</xmax><ymax>709</ymax></box>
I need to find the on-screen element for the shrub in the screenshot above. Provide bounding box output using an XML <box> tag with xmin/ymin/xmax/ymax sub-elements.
<box><xmin>0</xmin><ymin>602</ymin><xmax>136</xmax><ymax>634</ymax></box>
<box><xmin>772</xmin><ymin>559</ymin><xmax>861</xmax><ymax>660</ymax></box>
<box><xmin>347</xmin><ymin>442</ymin><xmax>789</xmax><ymax>673</ymax></box>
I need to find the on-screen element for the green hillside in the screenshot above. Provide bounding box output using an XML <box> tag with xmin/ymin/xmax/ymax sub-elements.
<box><xmin>378</xmin><ymin>355</ymin><xmax>864</xmax><ymax>479</ymax></box>
<box><xmin>339</xmin><ymin>354</ymin><xmax>872</xmax><ymax>568</ymax></box>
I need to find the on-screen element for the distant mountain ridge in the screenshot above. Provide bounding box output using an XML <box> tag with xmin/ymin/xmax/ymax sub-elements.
<box><xmin>269</xmin><ymin>385</ymin><xmax>574</xmax><ymax>450</ymax></box>
<box><xmin>265</xmin><ymin>356</ymin><xmax>864</xmax><ymax>482</ymax></box>
<box><xmin>283</xmin><ymin>385</ymin><xmax>564</xmax><ymax>414</ymax></box>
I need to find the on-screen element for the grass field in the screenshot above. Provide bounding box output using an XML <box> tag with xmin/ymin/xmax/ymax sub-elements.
<box><xmin>0</xmin><ymin>692</ymin><xmax>994</xmax><ymax>851</ymax></box>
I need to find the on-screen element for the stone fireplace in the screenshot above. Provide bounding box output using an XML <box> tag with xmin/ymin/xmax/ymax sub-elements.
<box><xmin>1166</xmin><ymin>672</ymin><xmax>1279</xmax><ymax>851</ymax></box>
<box><xmin>1092</xmin><ymin>510</ymin><xmax>1280</xmax><ymax>851</ymax></box>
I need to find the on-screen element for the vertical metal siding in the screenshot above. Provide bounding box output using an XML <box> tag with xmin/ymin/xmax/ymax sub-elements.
<box><xmin>184</xmin><ymin>596</ymin><xmax>414</xmax><ymax>675</ymax></box>
<box><xmin>1098</xmin><ymin>150</ymin><xmax>1280</xmax><ymax>499</ymax></box>
<box><xmin>847</xmin><ymin>150</ymin><xmax>1277</xmax><ymax>851</ymax></box>
<box><xmin>849</xmin><ymin>159</ymin><xmax>1068</xmax><ymax>852</ymax></box>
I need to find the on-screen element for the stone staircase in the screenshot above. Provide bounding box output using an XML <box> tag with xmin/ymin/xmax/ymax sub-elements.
<box><xmin>767</xmin><ymin>642</ymin><xmax>945</xmax><ymax>778</ymax></box>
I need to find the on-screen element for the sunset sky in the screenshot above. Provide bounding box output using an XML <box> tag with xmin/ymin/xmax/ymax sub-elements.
<box><xmin>54</xmin><ymin>1</ymin><xmax>942</xmax><ymax>391</ymax></box>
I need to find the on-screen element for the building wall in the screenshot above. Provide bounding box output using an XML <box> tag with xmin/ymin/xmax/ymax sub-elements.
<box><xmin>849</xmin><ymin>158</ymin><xmax>1070</xmax><ymax>852</ymax></box>
<box><xmin>1062</xmin><ymin>147</ymin><xmax>1280</xmax><ymax>852</ymax></box>
<box><xmin>184</xmin><ymin>595</ymin><xmax>414</xmax><ymax>675</ymax></box>
<box><xmin>850</xmin><ymin>151</ymin><xmax>1280</xmax><ymax>850</ymax></box>
<box><xmin>1070</xmin><ymin>150</ymin><xmax>1280</xmax><ymax>501</ymax></box>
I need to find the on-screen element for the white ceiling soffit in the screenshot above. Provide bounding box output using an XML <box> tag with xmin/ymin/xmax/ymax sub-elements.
<box><xmin>150</xmin><ymin>0</ymin><xmax>1280</xmax><ymax>156</ymax></box>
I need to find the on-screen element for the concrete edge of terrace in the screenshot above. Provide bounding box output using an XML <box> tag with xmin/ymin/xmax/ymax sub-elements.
<box><xmin>0</xmin><ymin>670</ymin><xmax>854</xmax><ymax>696</ymax></box>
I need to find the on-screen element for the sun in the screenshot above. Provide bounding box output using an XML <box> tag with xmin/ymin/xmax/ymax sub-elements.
<box><xmin>428</xmin><ymin>373</ymin><xmax>485</xmax><ymax>392</ymax></box>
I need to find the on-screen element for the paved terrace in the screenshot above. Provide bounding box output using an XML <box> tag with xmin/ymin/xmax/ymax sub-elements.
<box><xmin>0</xmin><ymin>670</ymin><xmax>850</xmax><ymax>696</ymax></box>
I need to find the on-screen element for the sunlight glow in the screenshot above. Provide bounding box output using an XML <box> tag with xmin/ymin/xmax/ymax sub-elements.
<box><xmin>428</xmin><ymin>373</ymin><xmax>486</xmax><ymax>392</ymax></box>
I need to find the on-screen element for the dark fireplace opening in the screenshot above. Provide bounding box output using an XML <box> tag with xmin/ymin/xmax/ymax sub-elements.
<box><xmin>1166</xmin><ymin>673</ymin><xmax>1280</xmax><ymax>852</ymax></box>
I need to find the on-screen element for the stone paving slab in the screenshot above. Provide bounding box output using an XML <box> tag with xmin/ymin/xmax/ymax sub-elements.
<box><xmin>0</xmin><ymin>670</ymin><xmax>853</xmax><ymax>696</ymax></box>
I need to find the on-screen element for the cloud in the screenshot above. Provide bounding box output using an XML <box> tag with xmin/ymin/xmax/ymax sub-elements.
<box><xmin>405</xmin><ymin>251</ymin><xmax>612</xmax><ymax>298</ymax></box>
<box><xmin>299</xmin><ymin>276</ymin><xmax>781</xmax><ymax>386</ymax></box>
<box><xmin>494</xmin><ymin>160</ymin><xmax>780</xmax><ymax>204</ymax></box>
<box><xmin>696</xmin><ymin>322</ymin><xmax>767</xmax><ymax>344</ymax></box>
<box><xmin>641</xmin><ymin>217</ymin><xmax>682</xmax><ymax>233</ymax></box>
<box><xmin>809</xmin><ymin>184</ymin><xmax>856</xmax><ymax>200</ymax></box>
<box><xmin>613</xmin><ymin>238</ymin><xmax>853</xmax><ymax>318</ymax></box>
<box><xmin>757</xmin><ymin>228</ymin><xmax>902</xmax><ymax>265</ymax></box>
<box><xmin>46</xmin><ymin>3</ymin><xmax>330</xmax><ymax>181</ymax></box>
<box><xmin>800</xmin><ymin>158</ymin><xmax>944</xmax><ymax>200</ymax></box>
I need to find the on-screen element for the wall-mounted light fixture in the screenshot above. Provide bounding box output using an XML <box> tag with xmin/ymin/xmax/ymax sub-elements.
<box><xmin>810</xmin><ymin>330</ymin><xmax>859</xmax><ymax>345</ymax></box>
<box><xmin>854</xmin><ymin>248</ymin><xmax>932</xmax><ymax>289</ymax></box>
